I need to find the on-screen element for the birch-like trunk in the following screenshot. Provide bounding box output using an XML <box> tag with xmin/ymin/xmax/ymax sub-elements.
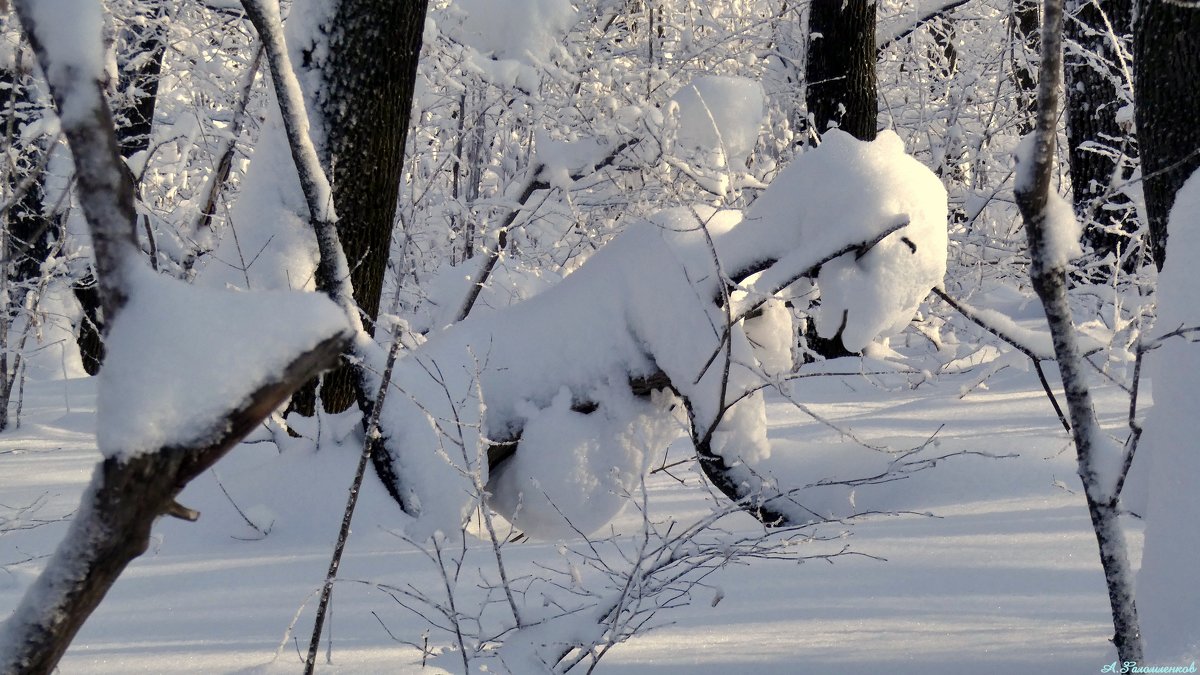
<box><xmin>1013</xmin><ymin>0</ymin><xmax>1142</xmax><ymax>662</ymax></box>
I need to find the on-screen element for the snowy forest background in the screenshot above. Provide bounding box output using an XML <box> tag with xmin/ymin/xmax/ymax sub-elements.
<box><xmin>1</xmin><ymin>0</ymin><xmax>1199</xmax><ymax>672</ymax></box>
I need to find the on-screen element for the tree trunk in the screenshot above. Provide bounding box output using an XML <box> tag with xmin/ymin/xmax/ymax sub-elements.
<box><xmin>801</xmin><ymin>0</ymin><xmax>878</xmax><ymax>359</ymax></box>
<box><xmin>113</xmin><ymin>0</ymin><xmax>168</xmax><ymax>160</ymax></box>
<box><xmin>804</xmin><ymin>0</ymin><xmax>878</xmax><ymax>141</ymax></box>
<box><xmin>1015</xmin><ymin>0</ymin><xmax>1142</xmax><ymax>662</ymax></box>
<box><xmin>293</xmin><ymin>0</ymin><xmax>429</xmax><ymax>414</ymax></box>
<box><xmin>1010</xmin><ymin>0</ymin><xmax>1041</xmax><ymax>135</ymax></box>
<box><xmin>1133</xmin><ymin>0</ymin><xmax>1200</xmax><ymax>271</ymax></box>
<box><xmin>1064</xmin><ymin>0</ymin><xmax>1137</xmax><ymax>275</ymax></box>
<box><xmin>1</xmin><ymin>55</ymin><xmax>54</xmax><ymax>299</ymax></box>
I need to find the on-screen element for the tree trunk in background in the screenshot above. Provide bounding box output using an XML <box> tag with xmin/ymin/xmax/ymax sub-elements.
<box><xmin>1133</xmin><ymin>1</ymin><xmax>1200</xmax><ymax>271</ymax></box>
<box><xmin>1132</xmin><ymin>4</ymin><xmax>1200</xmax><ymax>656</ymax></box>
<box><xmin>292</xmin><ymin>0</ymin><xmax>429</xmax><ymax>414</ymax></box>
<box><xmin>802</xmin><ymin>1</ymin><xmax>877</xmax><ymax>359</ymax></box>
<box><xmin>0</xmin><ymin>49</ymin><xmax>55</xmax><ymax>431</ymax></box>
<box><xmin>1</xmin><ymin>57</ymin><xmax>54</xmax><ymax>297</ymax></box>
<box><xmin>804</xmin><ymin>0</ymin><xmax>877</xmax><ymax>141</ymax></box>
<box><xmin>114</xmin><ymin>0</ymin><xmax>168</xmax><ymax>160</ymax></box>
<box><xmin>1009</xmin><ymin>0</ymin><xmax>1040</xmax><ymax>135</ymax></box>
<box><xmin>1064</xmin><ymin>0</ymin><xmax>1137</xmax><ymax>276</ymax></box>
<box><xmin>72</xmin><ymin>0</ymin><xmax>170</xmax><ymax>375</ymax></box>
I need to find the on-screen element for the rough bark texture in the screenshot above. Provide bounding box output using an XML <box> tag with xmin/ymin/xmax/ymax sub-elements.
<box><xmin>805</xmin><ymin>0</ymin><xmax>878</xmax><ymax>141</ymax></box>
<box><xmin>1064</xmin><ymin>0</ymin><xmax>1137</xmax><ymax>273</ymax></box>
<box><xmin>113</xmin><ymin>0</ymin><xmax>168</xmax><ymax>160</ymax></box>
<box><xmin>1133</xmin><ymin>0</ymin><xmax>1200</xmax><ymax>270</ymax></box>
<box><xmin>310</xmin><ymin>0</ymin><xmax>430</xmax><ymax>413</ymax></box>
<box><xmin>1010</xmin><ymin>0</ymin><xmax>1041</xmax><ymax>135</ymax></box>
<box><xmin>1014</xmin><ymin>0</ymin><xmax>1142</xmax><ymax>662</ymax></box>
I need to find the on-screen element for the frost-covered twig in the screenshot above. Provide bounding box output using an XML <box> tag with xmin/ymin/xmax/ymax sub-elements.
<box><xmin>876</xmin><ymin>0</ymin><xmax>974</xmax><ymax>55</ymax></box>
<box><xmin>185</xmin><ymin>41</ymin><xmax>264</xmax><ymax>272</ymax></box>
<box><xmin>454</xmin><ymin>138</ymin><xmax>640</xmax><ymax>322</ymax></box>
<box><xmin>304</xmin><ymin>326</ymin><xmax>406</xmax><ymax>673</ymax></box>
<box><xmin>1013</xmin><ymin>0</ymin><xmax>1141</xmax><ymax>661</ymax></box>
<box><xmin>932</xmin><ymin>286</ymin><xmax>1070</xmax><ymax>432</ymax></box>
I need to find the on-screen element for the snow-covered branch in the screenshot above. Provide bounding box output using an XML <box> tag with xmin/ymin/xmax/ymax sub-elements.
<box><xmin>240</xmin><ymin>0</ymin><xmax>358</xmax><ymax>323</ymax></box>
<box><xmin>931</xmin><ymin>287</ymin><xmax>1070</xmax><ymax>432</ymax></box>
<box><xmin>11</xmin><ymin>0</ymin><xmax>139</xmax><ymax>322</ymax></box>
<box><xmin>0</xmin><ymin>3</ymin><xmax>355</xmax><ymax>670</ymax></box>
<box><xmin>370</xmin><ymin>130</ymin><xmax>948</xmax><ymax>536</ymax></box>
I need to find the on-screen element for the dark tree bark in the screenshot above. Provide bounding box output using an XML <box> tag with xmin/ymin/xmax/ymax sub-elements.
<box><xmin>1</xmin><ymin>56</ymin><xmax>54</xmax><ymax>298</ymax></box>
<box><xmin>1064</xmin><ymin>0</ymin><xmax>1137</xmax><ymax>275</ymax></box>
<box><xmin>1010</xmin><ymin>0</ymin><xmax>1041</xmax><ymax>135</ymax></box>
<box><xmin>71</xmin><ymin>0</ymin><xmax>170</xmax><ymax>375</ymax></box>
<box><xmin>290</xmin><ymin>0</ymin><xmax>429</xmax><ymax>414</ymax></box>
<box><xmin>804</xmin><ymin>0</ymin><xmax>878</xmax><ymax>142</ymax></box>
<box><xmin>1133</xmin><ymin>0</ymin><xmax>1200</xmax><ymax>271</ymax></box>
<box><xmin>802</xmin><ymin>1</ymin><xmax>878</xmax><ymax>359</ymax></box>
<box><xmin>113</xmin><ymin>0</ymin><xmax>168</xmax><ymax>160</ymax></box>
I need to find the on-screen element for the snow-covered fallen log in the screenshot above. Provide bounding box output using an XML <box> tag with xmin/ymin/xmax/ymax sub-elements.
<box><xmin>368</xmin><ymin>129</ymin><xmax>948</xmax><ymax>538</ymax></box>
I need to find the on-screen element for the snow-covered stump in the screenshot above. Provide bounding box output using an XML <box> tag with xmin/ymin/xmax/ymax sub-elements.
<box><xmin>0</xmin><ymin>3</ymin><xmax>355</xmax><ymax>672</ymax></box>
<box><xmin>1013</xmin><ymin>0</ymin><xmax>1142</xmax><ymax>663</ymax></box>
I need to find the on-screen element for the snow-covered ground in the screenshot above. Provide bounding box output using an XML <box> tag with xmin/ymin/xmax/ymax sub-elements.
<box><xmin>0</xmin><ymin>355</ymin><xmax>1135</xmax><ymax>674</ymax></box>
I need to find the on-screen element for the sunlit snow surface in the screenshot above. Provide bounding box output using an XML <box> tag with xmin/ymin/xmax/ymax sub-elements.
<box><xmin>1</xmin><ymin>362</ymin><xmax>1133</xmax><ymax>673</ymax></box>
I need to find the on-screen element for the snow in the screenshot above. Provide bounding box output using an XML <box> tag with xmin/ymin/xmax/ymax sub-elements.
<box><xmin>1042</xmin><ymin>190</ymin><xmax>1085</xmax><ymax>267</ymax></box>
<box><xmin>1136</xmin><ymin>169</ymin><xmax>1200</xmax><ymax>660</ymax></box>
<box><xmin>97</xmin><ymin>265</ymin><xmax>350</xmax><ymax>458</ymax></box>
<box><xmin>409</xmin><ymin>255</ymin><xmax>560</xmax><ymax>333</ymax></box>
<box><xmin>486</xmin><ymin>386</ymin><xmax>678</xmax><ymax>538</ymax></box>
<box><xmin>0</xmin><ymin>359</ymin><xmax>1136</xmax><ymax>673</ymax></box>
<box><xmin>198</xmin><ymin>107</ymin><xmax>321</xmax><ymax>293</ymax></box>
<box><xmin>449</xmin><ymin>0</ymin><xmax>576</xmax><ymax>65</ymax></box>
<box><xmin>667</xmin><ymin>76</ymin><xmax>766</xmax><ymax>187</ymax></box>
<box><xmin>746</xmin><ymin>130</ymin><xmax>948</xmax><ymax>352</ymax></box>
<box><xmin>23</xmin><ymin>0</ymin><xmax>104</xmax><ymax>125</ymax></box>
<box><xmin>1012</xmin><ymin>134</ymin><xmax>1083</xmax><ymax>268</ymax></box>
<box><xmin>970</xmin><ymin>306</ymin><xmax>1057</xmax><ymax>360</ymax></box>
<box><xmin>368</xmin><ymin>131</ymin><xmax>948</xmax><ymax>537</ymax></box>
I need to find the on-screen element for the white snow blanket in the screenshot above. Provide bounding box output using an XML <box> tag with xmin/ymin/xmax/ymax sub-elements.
<box><xmin>373</xmin><ymin>130</ymin><xmax>948</xmax><ymax>540</ymax></box>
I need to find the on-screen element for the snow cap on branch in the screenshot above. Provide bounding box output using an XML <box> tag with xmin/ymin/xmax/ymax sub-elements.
<box><xmin>1014</xmin><ymin>133</ymin><xmax>1083</xmax><ymax>268</ymax></box>
<box><xmin>24</xmin><ymin>0</ymin><xmax>104</xmax><ymax>124</ymax></box>
<box><xmin>98</xmin><ymin>267</ymin><xmax>351</xmax><ymax>458</ymax></box>
<box><xmin>746</xmin><ymin>130</ymin><xmax>949</xmax><ymax>351</ymax></box>
<box><xmin>667</xmin><ymin>75</ymin><xmax>766</xmax><ymax>191</ymax></box>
